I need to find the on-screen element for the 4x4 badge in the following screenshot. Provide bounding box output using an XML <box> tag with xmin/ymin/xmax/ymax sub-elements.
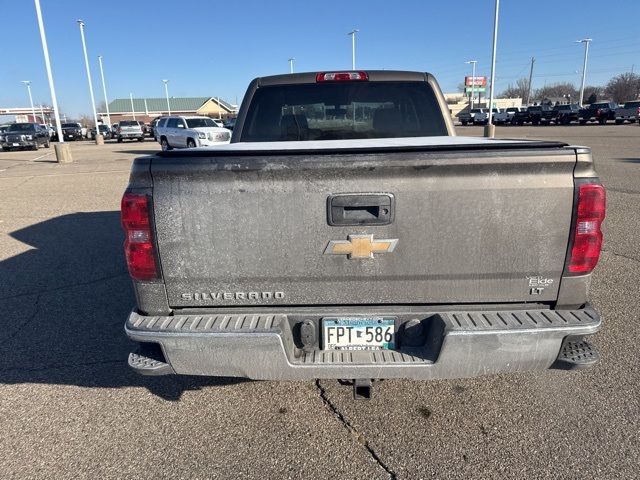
<box><xmin>324</xmin><ymin>234</ymin><xmax>398</xmax><ymax>259</ymax></box>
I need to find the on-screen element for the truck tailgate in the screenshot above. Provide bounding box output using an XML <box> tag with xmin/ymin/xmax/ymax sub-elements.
<box><xmin>150</xmin><ymin>141</ymin><xmax>576</xmax><ymax>307</ymax></box>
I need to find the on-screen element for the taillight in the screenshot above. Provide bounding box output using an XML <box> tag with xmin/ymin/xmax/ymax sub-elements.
<box><xmin>596</xmin><ymin>108</ymin><xmax>603</xmax><ymax>116</ymax></box>
<box><xmin>567</xmin><ymin>183</ymin><xmax>606</xmax><ymax>274</ymax></box>
<box><xmin>316</xmin><ymin>71</ymin><xmax>369</xmax><ymax>82</ymax></box>
<box><xmin>121</xmin><ymin>193</ymin><xmax>159</xmax><ymax>280</ymax></box>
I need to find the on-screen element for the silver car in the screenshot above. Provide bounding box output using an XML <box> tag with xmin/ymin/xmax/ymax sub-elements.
<box><xmin>116</xmin><ymin>120</ymin><xmax>145</xmax><ymax>142</ymax></box>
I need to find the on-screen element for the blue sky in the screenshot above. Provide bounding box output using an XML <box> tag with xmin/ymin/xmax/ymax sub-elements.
<box><xmin>1</xmin><ymin>0</ymin><xmax>639</xmax><ymax>118</ymax></box>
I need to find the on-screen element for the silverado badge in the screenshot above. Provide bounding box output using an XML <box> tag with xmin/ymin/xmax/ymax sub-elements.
<box><xmin>324</xmin><ymin>234</ymin><xmax>398</xmax><ymax>259</ymax></box>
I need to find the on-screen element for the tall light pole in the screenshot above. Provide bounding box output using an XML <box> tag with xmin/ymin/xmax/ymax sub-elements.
<box><xmin>77</xmin><ymin>19</ymin><xmax>99</xmax><ymax>142</ymax></box>
<box><xmin>288</xmin><ymin>57</ymin><xmax>295</xmax><ymax>74</ymax></box>
<box><xmin>130</xmin><ymin>92</ymin><xmax>136</xmax><ymax>120</ymax></box>
<box><xmin>485</xmin><ymin>0</ymin><xmax>500</xmax><ymax>137</ymax></box>
<box><xmin>21</xmin><ymin>81</ymin><xmax>36</xmax><ymax>122</ymax></box>
<box><xmin>348</xmin><ymin>29</ymin><xmax>359</xmax><ymax>70</ymax></box>
<box><xmin>33</xmin><ymin>0</ymin><xmax>63</xmax><ymax>144</ymax></box>
<box><xmin>465</xmin><ymin>61</ymin><xmax>477</xmax><ymax>109</ymax></box>
<box><xmin>162</xmin><ymin>79</ymin><xmax>171</xmax><ymax>115</ymax></box>
<box><xmin>577</xmin><ymin>38</ymin><xmax>592</xmax><ymax>107</ymax></box>
<box><xmin>525</xmin><ymin>56</ymin><xmax>535</xmax><ymax>106</ymax></box>
<box><xmin>98</xmin><ymin>55</ymin><xmax>111</xmax><ymax>126</ymax></box>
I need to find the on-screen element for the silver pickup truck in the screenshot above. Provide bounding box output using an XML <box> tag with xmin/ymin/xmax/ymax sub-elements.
<box><xmin>122</xmin><ymin>71</ymin><xmax>605</xmax><ymax>398</ymax></box>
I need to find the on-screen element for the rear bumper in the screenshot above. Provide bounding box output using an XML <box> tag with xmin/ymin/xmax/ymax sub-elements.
<box><xmin>125</xmin><ymin>305</ymin><xmax>601</xmax><ymax>380</ymax></box>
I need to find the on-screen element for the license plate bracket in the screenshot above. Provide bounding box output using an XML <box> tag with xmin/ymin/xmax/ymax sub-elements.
<box><xmin>322</xmin><ymin>317</ymin><xmax>395</xmax><ymax>351</ymax></box>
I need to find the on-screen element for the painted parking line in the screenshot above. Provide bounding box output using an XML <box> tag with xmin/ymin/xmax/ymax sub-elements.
<box><xmin>31</xmin><ymin>152</ymin><xmax>54</xmax><ymax>161</ymax></box>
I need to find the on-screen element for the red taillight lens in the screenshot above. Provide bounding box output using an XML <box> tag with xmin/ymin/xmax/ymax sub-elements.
<box><xmin>567</xmin><ymin>183</ymin><xmax>606</xmax><ymax>274</ymax></box>
<box><xmin>316</xmin><ymin>71</ymin><xmax>369</xmax><ymax>82</ymax></box>
<box><xmin>121</xmin><ymin>193</ymin><xmax>158</xmax><ymax>280</ymax></box>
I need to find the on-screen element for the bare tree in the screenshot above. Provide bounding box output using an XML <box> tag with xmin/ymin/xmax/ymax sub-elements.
<box><xmin>78</xmin><ymin>115</ymin><xmax>93</xmax><ymax>128</ymax></box>
<box><xmin>499</xmin><ymin>78</ymin><xmax>529</xmax><ymax>99</ymax></box>
<box><xmin>583</xmin><ymin>86</ymin><xmax>604</xmax><ymax>104</ymax></box>
<box><xmin>533</xmin><ymin>83</ymin><xmax>578</xmax><ymax>103</ymax></box>
<box><xmin>605</xmin><ymin>73</ymin><xmax>640</xmax><ymax>103</ymax></box>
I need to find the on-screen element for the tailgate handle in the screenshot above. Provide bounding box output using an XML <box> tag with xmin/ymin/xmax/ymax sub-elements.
<box><xmin>328</xmin><ymin>193</ymin><xmax>394</xmax><ymax>226</ymax></box>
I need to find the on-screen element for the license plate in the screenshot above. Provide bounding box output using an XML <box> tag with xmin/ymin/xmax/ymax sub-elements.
<box><xmin>12</xmin><ymin>143</ymin><xmax>19</xmax><ymax>146</ymax></box>
<box><xmin>322</xmin><ymin>317</ymin><xmax>395</xmax><ymax>351</ymax></box>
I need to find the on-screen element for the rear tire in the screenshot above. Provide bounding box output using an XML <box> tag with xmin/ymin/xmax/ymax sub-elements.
<box><xmin>186</xmin><ymin>138</ymin><xmax>196</xmax><ymax>148</ymax></box>
<box><xmin>117</xmin><ymin>137</ymin><xmax>123</xmax><ymax>143</ymax></box>
<box><xmin>461</xmin><ymin>120</ymin><xmax>468</xmax><ymax>126</ymax></box>
<box><xmin>615</xmin><ymin>119</ymin><xmax>623</xmax><ymax>125</ymax></box>
<box><xmin>138</xmin><ymin>137</ymin><xmax>144</xmax><ymax>142</ymax></box>
<box><xmin>579</xmin><ymin>120</ymin><xmax>587</xmax><ymax>125</ymax></box>
<box><xmin>598</xmin><ymin>118</ymin><xmax>606</xmax><ymax>125</ymax></box>
<box><xmin>160</xmin><ymin>137</ymin><xmax>172</xmax><ymax>151</ymax></box>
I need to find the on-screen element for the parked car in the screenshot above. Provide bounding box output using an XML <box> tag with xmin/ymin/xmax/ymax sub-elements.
<box><xmin>0</xmin><ymin>122</ymin><xmax>50</xmax><ymax>151</ymax></box>
<box><xmin>458</xmin><ymin>108</ymin><xmax>484</xmax><ymax>126</ymax></box>
<box><xmin>553</xmin><ymin>104</ymin><xmax>580</xmax><ymax>125</ymax></box>
<box><xmin>503</xmin><ymin>107</ymin><xmax>524</xmax><ymax>124</ymax></box>
<box><xmin>614</xmin><ymin>101</ymin><xmax>640</xmax><ymax>124</ymax></box>
<box><xmin>61</xmin><ymin>122</ymin><xmax>84</xmax><ymax>141</ymax></box>
<box><xmin>155</xmin><ymin>115</ymin><xmax>231</xmax><ymax>150</ymax></box>
<box><xmin>222</xmin><ymin>117</ymin><xmax>236</xmax><ymax>130</ymax></box>
<box><xmin>511</xmin><ymin>107</ymin><xmax>531</xmax><ymax>125</ymax></box>
<box><xmin>493</xmin><ymin>108</ymin><xmax>510</xmax><ymax>125</ymax></box>
<box><xmin>88</xmin><ymin>124</ymin><xmax>112</xmax><ymax>140</ymax></box>
<box><xmin>122</xmin><ymin>70</ymin><xmax>605</xmax><ymax>398</ymax></box>
<box><xmin>116</xmin><ymin>120</ymin><xmax>145</xmax><ymax>142</ymax></box>
<box><xmin>527</xmin><ymin>105</ymin><xmax>556</xmax><ymax>125</ymax></box>
<box><xmin>149</xmin><ymin>117</ymin><xmax>164</xmax><ymax>140</ymax></box>
<box><xmin>475</xmin><ymin>108</ymin><xmax>501</xmax><ymax>125</ymax></box>
<box><xmin>579</xmin><ymin>101</ymin><xmax>618</xmax><ymax>125</ymax></box>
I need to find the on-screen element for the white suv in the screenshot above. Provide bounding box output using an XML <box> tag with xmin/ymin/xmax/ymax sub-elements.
<box><xmin>155</xmin><ymin>116</ymin><xmax>231</xmax><ymax>150</ymax></box>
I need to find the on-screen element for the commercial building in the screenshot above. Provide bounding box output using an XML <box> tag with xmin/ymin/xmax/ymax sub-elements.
<box><xmin>444</xmin><ymin>93</ymin><xmax>523</xmax><ymax>120</ymax></box>
<box><xmin>100</xmin><ymin>97</ymin><xmax>237</xmax><ymax>124</ymax></box>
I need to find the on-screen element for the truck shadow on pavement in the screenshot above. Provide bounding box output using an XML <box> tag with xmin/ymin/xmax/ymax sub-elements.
<box><xmin>0</xmin><ymin>211</ymin><xmax>245</xmax><ymax>401</ymax></box>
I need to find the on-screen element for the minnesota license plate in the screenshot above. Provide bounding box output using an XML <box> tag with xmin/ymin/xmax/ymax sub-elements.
<box><xmin>322</xmin><ymin>317</ymin><xmax>395</xmax><ymax>351</ymax></box>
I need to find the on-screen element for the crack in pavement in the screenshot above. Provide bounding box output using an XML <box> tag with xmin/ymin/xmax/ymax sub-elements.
<box><xmin>602</xmin><ymin>248</ymin><xmax>640</xmax><ymax>265</ymax></box>
<box><xmin>0</xmin><ymin>359</ymin><xmax>123</xmax><ymax>375</ymax></box>
<box><xmin>0</xmin><ymin>271</ymin><xmax>129</xmax><ymax>301</ymax></box>
<box><xmin>1</xmin><ymin>294</ymin><xmax>41</xmax><ymax>342</ymax></box>
<box><xmin>315</xmin><ymin>379</ymin><xmax>397</xmax><ymax>479</ymax></box>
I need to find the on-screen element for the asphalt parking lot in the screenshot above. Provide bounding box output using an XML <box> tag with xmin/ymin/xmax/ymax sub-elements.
<box><xmin>1</xmin><ymin>126</ymin><xmax>638</xmax><ymax>479</ymax></box>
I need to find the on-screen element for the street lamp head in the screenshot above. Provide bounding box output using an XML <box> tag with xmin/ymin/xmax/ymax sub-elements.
<box><xmin>21</xmin><ymin>80</ymin><xmax>31</xmax><ymax>86</ymax></box>
<box><xmin>465</xmin><ymin>60</ymin><xmax>477</xmax><ymax>65</ymax></box>
<box><xmin>288</xmin><ymin>57</ymin><xmax>295</xmax><ymax>62</ymax></box>
<box><xmin>77</xmin><ymin>19</ymin><xmax>84</xmax><ymax>26</ymax></box>
<box><xmin>576</xmin><ymin>38</ymin><xmax>592</xmax><ymax>43</ymax></box>
<box><xmin>162</xmin><ymin>79</ymin><xmax>169</xmax><ymax>84</ymax></box>
<box><xmin>348</xmin><ymin>29</ymin><xmax>359</xmax><ymax>35</ymax></box>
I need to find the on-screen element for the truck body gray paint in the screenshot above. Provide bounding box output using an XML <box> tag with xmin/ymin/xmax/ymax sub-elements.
<box><xmin>123</xmin><ymin>71</ymin><xmax>602</xmax><ymax>379</ymax></box>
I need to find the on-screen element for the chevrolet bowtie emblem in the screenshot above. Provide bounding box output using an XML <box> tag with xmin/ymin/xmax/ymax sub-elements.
<box><xmin>324</xmin><ymin>234</ymin><xmax>398</xmax><ymax>259</ymax></box>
